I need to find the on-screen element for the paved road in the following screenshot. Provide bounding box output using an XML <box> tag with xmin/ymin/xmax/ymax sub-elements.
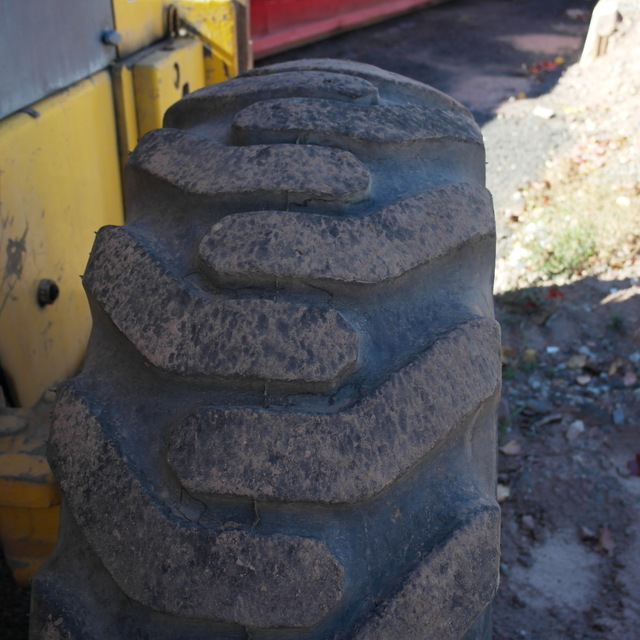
<box><xmin>259</xmin><ymin>0</ymin><xmax>597</xmax><ymax>221</ymax></box>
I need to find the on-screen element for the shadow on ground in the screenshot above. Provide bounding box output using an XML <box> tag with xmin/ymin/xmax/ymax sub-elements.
<box><xmin>259</xmin><ymin>0</ymin><xmax>598</xmax><ymax>125</ymax></box>
<box><xmin>495</xmin><ymin>273</ymin><xmax>640</xmax><ymax>639</ymax></box>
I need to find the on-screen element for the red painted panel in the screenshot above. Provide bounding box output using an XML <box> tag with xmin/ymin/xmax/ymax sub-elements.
<box><xmin>251</xmin><ymin>0</ymin><xmax>445</xmax><ymax>58</ymax></box>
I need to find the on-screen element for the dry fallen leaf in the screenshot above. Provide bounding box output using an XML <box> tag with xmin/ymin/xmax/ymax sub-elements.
<box><xmin>608</xmin><ymin>356</ymin><xmax>625</xmax><ymax>375</ymax></box>
<box><xmin>500</xmin><ymin>440</ymin><xmax>522</xmax><ymax>456</ymax></box>
<box><xmin>627</xmin><ymin>454</ymin><xmax>640</xmax><ymax>477</ymax></box>
<box><xmin>596</xmin><ymin>526</ymin><xmax>616</xmax><ymax>555</ymax></box>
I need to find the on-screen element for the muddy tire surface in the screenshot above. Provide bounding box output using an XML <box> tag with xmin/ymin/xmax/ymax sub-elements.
<box><xmin>30</xmin><ymin>60</ymin><xmax>501</xmax><ymax>639</ymax></box>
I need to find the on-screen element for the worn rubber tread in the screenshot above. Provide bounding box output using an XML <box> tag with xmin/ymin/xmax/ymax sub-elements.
<box><xmin>49</xmin><ymin>384</ymin><xmax>345</xmax><ymax>628</ymax></box>
<box><xmin>355</xmin><ymin>506</ymin><xmax>500</xmax><ymax>640</ymax></box>
<box><xmin>244</xmin><ymin>59</ymin><xmax>471</xmax><ymax>115</ymax></box>
<box><xmin>163</xmin><ymin>70</ymin><xmax>381</xmax><ymax>131</ymax></box>
<box><xmin>129</xmin><ymin>128</ymin><xmax>372</xmax><ymax>208</ymax></box>
<box><xmin>199</xmin><ymin>183</ymin><xmax>493</xmax><ymax>289</ymax></box>
<box><xmin>232</xmin><ymin>98</ymin><xmax>483</xmax><ymax>149</ymax></box>
<box><xmin>167</xmin><ymin>318</ymin><xmax>501</xmax><ymax>503</ymax></box>
<box><xmin>84</xmin><ymin>225</ymin><xmax>359</xmax><ymax>388</ymax></box>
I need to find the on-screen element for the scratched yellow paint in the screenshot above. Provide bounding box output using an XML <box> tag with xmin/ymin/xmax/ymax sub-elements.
<box><xmin>0</xmin><ymin>71</ymin><xmax>124</xmax><ymax>408</ymax></box>
<box><xmin>132</xmin><ymin>37</ymin><xmax>206</xmax><ymax>135</ymax></box>
<box><xmin>112</xmin><ymin>0</ymin><xmax>167</xmax><ymax>58</ymax></box>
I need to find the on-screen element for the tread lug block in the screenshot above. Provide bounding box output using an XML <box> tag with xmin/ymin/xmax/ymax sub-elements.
<box><xmin>164</xmin><ymin>70</ymin><xmax>381</xmax><ymax>132</ymax></box>
<box><xmin>31</xmin><ymin>61</ymin><xmax>500</xmax><ymax>640</ymax></box>
<box><xmin>126</xmin><ymin>128</ymin><xmax>372</xmax><ymax>220</ymax></box>
<box><xmin>230</xmin><ymin>99</ymin><xmax>482</xmax><ymax>152</ymax></box>
<box><xmin>167</xmin><ymin>319</ymin><xmax>501</xmax><ymax>504</ymax></box>
<box><xmin>199</xmin><ymin>183</ymin><xmax>493</xmax><ymax>290</ymax></box>
<box><xmin>83</xmin><ymin>225</ymin><xmax>360</xmax><ymax>391</ymax></box>
<box><xmin>244</xmin><ymin>59</ymin><xmax>472</xmax><ymax>114</ymax></box>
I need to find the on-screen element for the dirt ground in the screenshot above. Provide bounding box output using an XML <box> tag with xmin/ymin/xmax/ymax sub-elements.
<box><xmin>2</xmin><ymin>1</ymin><xmax>639</xmax><ymax>638</ymax></box>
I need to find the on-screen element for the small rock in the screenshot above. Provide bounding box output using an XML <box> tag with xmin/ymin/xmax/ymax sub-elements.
<box><xmin>566</xmin><ymin>420</ymin><xmax>585</xmax><ymax>441</ymax></box>
<box><xmin>612</xmin><ymin>407</ymin><xmax>625</xmax><ymax>426</ymax></box>
<box><xmin>546</xmin><ymin>345</ymin><xmax>560</xmax><ymax>354</ymax></box>
<box><xmin>497</xmin><ymin>484</ymin><xmax>511</xmax><ymax>502</ymax></box>
<box><xmin>526</xmin><ymin>399</ymin><xmax>552</xmax><ymax>414</ymax></box>
<box><xmin>568</xmin><ymin>354</ymin><xmax>589</xmax><ymax>369</ymax></box>
<box><xmin>533</xmin><ymin>106</ymin><xmax>555</xmax><ymax>119</ymax></box>
<box><xmin>629</xmin><ymin>351</ymin><xmax>640</xmax><ymax>365</ymax></box>
<box><xmin>623</xmin><ymin>371</ymin><xmax>637</xmax><ymax>386</ymax></box>
<box><xmin>579</xmin><ymin>525</ymin><xmax>597</xmax><ymax>541</ymax></box>
<box><xmin>500</xmin><ymin>440</ymin><xmax>522</xmax><ymax>456</ymax></box>
<box><xmin>616</xmin><ymin>196</ymin><xmax>631</xmax><ymax>207</ymax></box>
<box><xmin>576</xmin><ymin>374</ymin><xmax>592</xmax><ymax>385</ymax></box>
<box><xmin>521</xmin><ymin>514</ymin><xmax>536</xmax><ymax>531</ymax></box>
<box><xmin>500</xmin><ymin>561</ymin><xmax>510</xmax><ymax>576</ymax></box>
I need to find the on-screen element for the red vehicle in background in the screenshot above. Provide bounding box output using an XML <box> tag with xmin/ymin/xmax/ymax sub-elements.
<box><xmin>251</xmin><ymin>0</ymin><xmax>446</xmax><ymax>57</ymax></box>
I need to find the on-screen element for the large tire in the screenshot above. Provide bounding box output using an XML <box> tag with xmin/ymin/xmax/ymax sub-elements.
<box><xmin>31</xmin><ymin>60</ymin><xmax>501</xmax><ymax>639</ymax></box>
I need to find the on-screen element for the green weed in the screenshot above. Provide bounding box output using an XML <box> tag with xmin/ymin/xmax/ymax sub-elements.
<box><xmin>530</xmin><ymin>223</ymin><xmax>597</xmax><ymax>278</ymax></box>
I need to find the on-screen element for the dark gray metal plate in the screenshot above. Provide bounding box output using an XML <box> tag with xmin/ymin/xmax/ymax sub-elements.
<box><xmin>0</xmin><ymin>0</ymin><xmax>115</xmax><ymax>119</ymax></box>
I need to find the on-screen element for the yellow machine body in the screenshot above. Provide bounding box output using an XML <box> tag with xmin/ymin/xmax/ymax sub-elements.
<box><xmin>132</xmin><ymin>37</ymin><xmax>207</xmax><ymax>135</ymax></box>
<box><xmin>0</xmin><ymin>72</ymin><xmax>125</xmax><ymax>409</ymax></box>
<box><xmin>0</xmin><ymin>0</ymin><xmax>249</xmax><ymax>585</ymax></box>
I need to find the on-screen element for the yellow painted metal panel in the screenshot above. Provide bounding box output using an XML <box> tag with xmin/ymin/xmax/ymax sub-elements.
<box><xmin>0</xmin><ymin>504</ymin><xmax>60</xmax><ymax>585</ymax></box>
<box><xmin>133</xmin><ymin>37</ymin><xmax>206</xmax><ymax>135</ymax></box>
<box><xmin>112</xmin><ymin>0</ymin><xmax>167</xmax><ymax>58</ymax></box>
<box><xmin>175</xmin><ymin>0</ymin><xmax>243</xmax><ymax>83</ymax></box>
<box><xmin>0</xmin><ymin>399</ymin><xmax>59</xmax><ymax>509</ymax></box>
<box><xmin>0</xmin><ymin>72</ymin><xmax>125</xmax><ymax>408</ymax></box>
<box><xmin>0</xmin><ymin>505</ymin><xmax>59</xmax><ymax>545</ymax></box>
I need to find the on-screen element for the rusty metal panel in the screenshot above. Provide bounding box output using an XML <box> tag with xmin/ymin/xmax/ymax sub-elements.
<box><xmin>0</xmin><ymin>0</ymin><xmax>116</xmax><ymax>119</ymax></box>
